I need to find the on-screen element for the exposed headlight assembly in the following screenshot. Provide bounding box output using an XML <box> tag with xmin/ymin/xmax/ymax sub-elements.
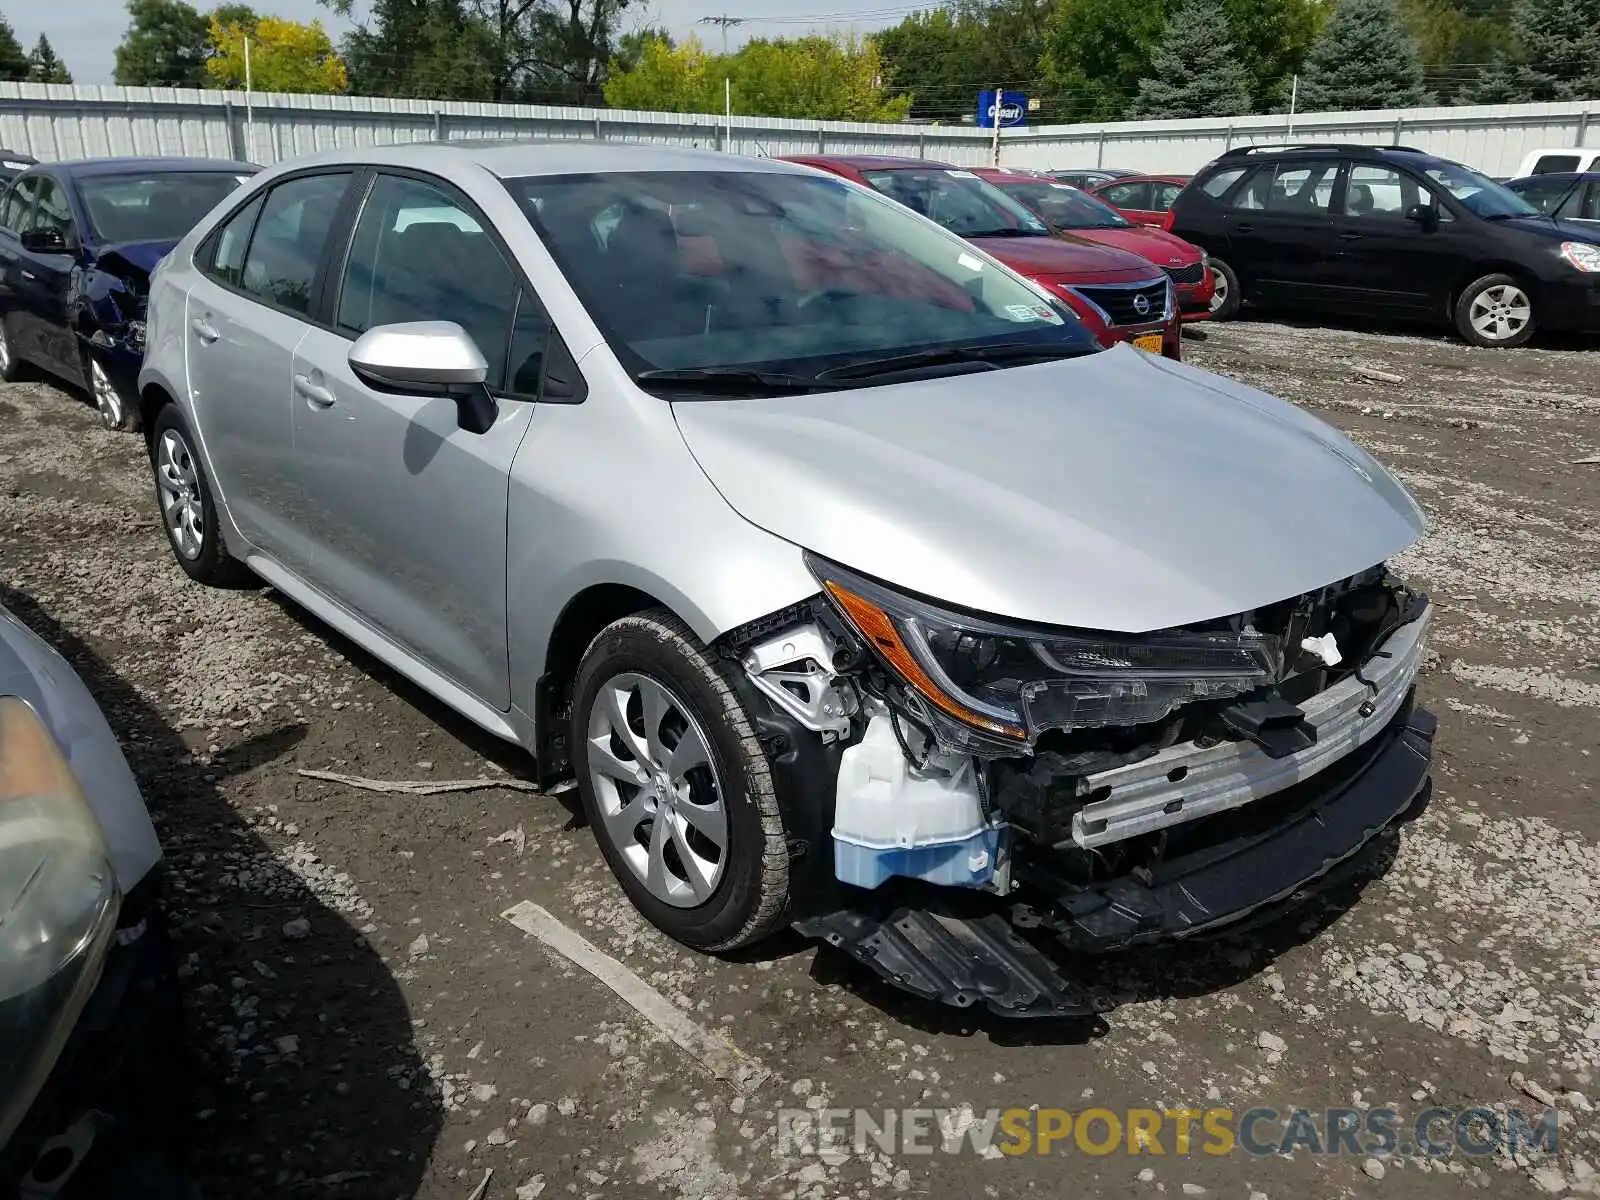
<box><xmin>0</xmin><ymin>697</ymin><xmax>120</xmax><ymax>1153</ymax></box>
<box><xmin>1560</xmin><ymin>241</ymin><xmax>1600</xmax><ymax>273</ymax></box>
<box><xmin>812</xmin><ymin>558</ymin><xmax>1281</xmax><ymax>747</ymax></box>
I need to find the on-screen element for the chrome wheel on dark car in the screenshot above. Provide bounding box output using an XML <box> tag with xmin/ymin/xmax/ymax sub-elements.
<box><xmin>1457</xmin><ymin>274</ymin><xmax>1534</xmax><ymax>347</ymax></box>
<box><xmin>89</xmin><ymin>356</ymin><xmax>135</xmax><ymax>432</ymax></box>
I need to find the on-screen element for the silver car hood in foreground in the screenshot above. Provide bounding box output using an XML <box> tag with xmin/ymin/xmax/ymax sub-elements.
<box><xmin>673</xmin><ymin>345</ymin><xmax>1426</xmax><ymax>633</ymax></box>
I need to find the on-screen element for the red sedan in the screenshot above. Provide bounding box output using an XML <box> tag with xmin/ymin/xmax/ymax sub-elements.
<box><xmin>973</xmin><ymin>168</ymin><xmax>1214</xmax><ymax>320</ymax></box>
<box><xmin>1090</xmin><ymin>174</ymin><xmax>1192</xmax><ymax>231</ymax></box>
<box><xmin>781</xmin><ymin>155</ymin><xmax>1181</xmax><ymax>359</ymax></box>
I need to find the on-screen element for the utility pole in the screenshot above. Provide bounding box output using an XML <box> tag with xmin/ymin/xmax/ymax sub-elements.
<box><xmin>244</xmin><ymin>35</ymin><xmax>254</xmax><ymax>160</ymax></box>
<box><xmin>989</xmin><ymin>83</ymin><xmax>1001</xmax><ymax>167</ymax></box>
<box><xmin>698</xmin><ymin>14</ymin><xmax>745</xmax><ymax>55</ymax></box>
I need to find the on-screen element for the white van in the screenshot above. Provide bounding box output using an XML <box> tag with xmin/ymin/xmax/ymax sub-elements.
<box><xmin>1515</xmin><ymin>148</ymin><xmax>1600</xmax><ymax>178</ymax></box>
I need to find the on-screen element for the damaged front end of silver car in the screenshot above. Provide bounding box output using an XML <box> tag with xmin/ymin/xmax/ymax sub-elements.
<box><xmin>729</xmin><ymin>557</ymin><xmax>1435</xmax><ymax>1018</ymax></box>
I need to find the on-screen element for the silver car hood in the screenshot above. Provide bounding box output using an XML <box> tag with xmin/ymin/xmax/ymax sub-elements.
<box><xmin>673</xmin><ymin>345</ymin><xmax>1426</xmax><ymax>633</ymax></box>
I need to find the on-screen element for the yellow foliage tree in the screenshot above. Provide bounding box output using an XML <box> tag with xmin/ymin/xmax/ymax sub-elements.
<box><xmin>206</xmin><ymin>15</ymin><xmax>348</xmax><ymax>93</ymax></box>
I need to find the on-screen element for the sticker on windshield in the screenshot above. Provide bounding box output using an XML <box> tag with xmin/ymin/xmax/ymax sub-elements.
<box><xmin>946</xmin><ymin>170</ymin><xmax>979</xmax><ymax>179</ymax></box>
<box><xmin>956</xmin><ymin>252</ymin><xmax>985</xmax><ymax>272</ymax></box>
<box><xmin>1003</xmin><ymin>303</ymin><xmax>1064</xmax><ymax>324</ymax></box>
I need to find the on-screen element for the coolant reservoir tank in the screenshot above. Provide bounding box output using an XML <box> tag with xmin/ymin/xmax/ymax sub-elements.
<box><xmin>832</xmin><ymin>714</ymin><xmax>997</xmax><ymax>890</ymax></box>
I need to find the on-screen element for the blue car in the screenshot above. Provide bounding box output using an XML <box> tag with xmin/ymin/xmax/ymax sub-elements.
<box><xmin>0</xmin><ymin>157</ymin><xmax>256</xmax><ymax>431</ymax></box>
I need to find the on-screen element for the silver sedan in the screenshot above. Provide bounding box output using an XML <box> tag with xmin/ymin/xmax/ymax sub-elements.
<box><xmin>138</xmin><ymin>142</ymin><xmax>1433</xmax><ymax>1014</ymax></box>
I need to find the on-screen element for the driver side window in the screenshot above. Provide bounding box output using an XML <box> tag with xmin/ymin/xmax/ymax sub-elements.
<box><xmin>24</xmin><ymin>177</ymin><xmax>73</xmax><ymax>241</ymax></box>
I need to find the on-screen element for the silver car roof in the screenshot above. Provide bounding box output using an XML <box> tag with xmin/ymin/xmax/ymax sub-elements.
<box><xmin>278</xmin><ymin>140</ymin><xmax>814</xmax><ymax>180</ymax></box>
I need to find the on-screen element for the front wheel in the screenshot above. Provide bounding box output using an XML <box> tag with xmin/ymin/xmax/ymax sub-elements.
<box><xmin>1455</xmin><ymin>273</ymin><xmax>1535</xmax><ymax>348</ymax></box>
<box><xmin>1207</xmin><ymin>258</ymin><xmax>1241</xmax><ymax>320</ymax></box>
<box><xmin>87</xmin><ymin>352</ymin><xmax>139</xmax><ymax>432</ymax></box>
<box><xmin>0</xmin><ymin>316</ymin><xmax>21</xmax><ymax>382</ymax></box>
<box><xmin>570</xmin><ymin>609</ymin><xmax>792</xmax><ymax>951</ymax></box>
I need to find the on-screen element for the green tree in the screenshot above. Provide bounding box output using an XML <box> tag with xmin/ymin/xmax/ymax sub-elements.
<box><xmin>1398</xmin><ymin>0</ymin><xmax>1512</xmax><ymax>102</ymax></box>
<box><xmin>1296</xmin><ymin>0</ymin><xmax>1427</xmax><ymax>111</ymax></box>
<box><xmin>1039</xmin><ymin>0</ymin><xmax>1168</xmax><ymax>120</ymax></box>
<box><xmin>604</xmin><ymin>32</ymin><xmax>912</xmax><ymax>121</ymax></box>
<box><xmin>1129</xmin><ymin>0</ymin><xmax>1253</xmax><ymax>117</ymax></box>
<box><xmin>0</xmin><ymin>16</ymin><xmax>32</xmax><ymax>81</ymax></box>
<box><xmin>1500</xmin><ymin>0</ymin><xmax>1600</xmax><ymax>101</ymax></box>
<box><xmin>115</xmin><ymin>0</ymin><xmax>212</xmax><ymax>85</ymax></box>
<box><xmin>876</xmin><ymin>0</ymin><xmax>1056</xmax><ymax>122</ymax></box>
<box><xmin>1222</xmin><ymin>0</ymin><xmax>1322</xmax><ymax>110</ymax></box>
<box><xmin>208</xmin><ymin>14</ymin><xmax>349</xmax><ymax>92</ymax></box>
<box><xmin>330</xmin><ymin>0</ymin><xmax>494</xmax><ymax>99</ymax></box>
<box><xmin>27</xmin><ymin>34</ymin><xmax>72</xmax><ymax>83</ymax></box>
<box><xmin>613</xmin><ymin>25</ymin><xmax>671</xmax><ymax>73</ymax></box>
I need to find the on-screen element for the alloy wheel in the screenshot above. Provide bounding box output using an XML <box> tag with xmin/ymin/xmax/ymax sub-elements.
<box><xmin>156</xmin><ymin>429</ymin><xmax>204</xmax><ymax>560</ymax></box>
<box><xmin>0</xmin><ymin>324</ymin><xmax>10</xmax><ymax>376</ymax></box>
<box><xmin>1468</xmin><ymin>283</ymin><xmax>1530</xmax><ymax>344</ymax></box>
<box><xmin>585</xmin><ymin>671</ymin><xmax>728</xmax><ymax>908</ymax></box>
<box><xmin>90</xmin><ymin>359</ymin><xmax>124</xmax><ymax>429</ymax></box>
<box><xmin>1209</xmin><ymin>267</ymin><xmax>1229</xmax><ymax>313</ymax></box>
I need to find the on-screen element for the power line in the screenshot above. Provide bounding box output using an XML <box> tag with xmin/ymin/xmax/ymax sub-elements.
<box><xmin>697</xmin><ymin>14</ymin><xmax>746</xmax><ymax>54</ymax></box>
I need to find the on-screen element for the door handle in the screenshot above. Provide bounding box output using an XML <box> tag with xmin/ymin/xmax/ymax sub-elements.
<box><xmin>294</xmin><ymin>373</ymin><xmax>336</xmax><ymax>408</ymax></box>
<box><xmin>190</xmin><ymin>316</ymin><xmax>220</xmax><ymax>343</ymax></box>
<box><xmin>18</xmin><ymin>269</ymin><xmax>34</xmax><ymax>281</ymax></box>
<box><xmin>1337</xmin><ymin>231</ymin><xmax>1364</xmax><ymax>241</ymax></box>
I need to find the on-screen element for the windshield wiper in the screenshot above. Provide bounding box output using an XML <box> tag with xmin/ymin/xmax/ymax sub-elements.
<box><xmin>634</xmin><ymin>367</ymin><xmax>825</xmax><ymax>394</ymax></box>
<box><xmin>963</xmin><ymin>227</ymin><xmax>1047</xmax><ymax>238</ymax></box>
<box><xmin>816</xmin><ymin>341</ymin><xmax>1090</xmax><ymax>383</ymax></box>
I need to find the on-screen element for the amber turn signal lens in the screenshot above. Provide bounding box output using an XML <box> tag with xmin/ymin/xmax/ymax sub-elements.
<box><xmin>823</xmin><ymin>580</ymin><xmax>1026</xmax><ymax>740</ymax></box>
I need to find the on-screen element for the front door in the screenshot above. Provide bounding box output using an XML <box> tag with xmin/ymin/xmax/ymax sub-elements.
<box><xmin>290</xmin><ymin>171</ymin><xmax>548</xmax><ymax>710</ymax></box>
<box><xmin>1219</xmin><ymin>159</ymin><xmax>1343</xmax><ymax>306</ymax></box>
<box><xmin>13</xmin><ymin>175</ymin><xmax>80</xmax><ymax>382</ymax></box>
<box><xmin>183</xmin><ymin>171</ymin><xmax>354</xmax><ymax>571</ymax></box>
<box><xmin>1324</xmin><ymin>164</ymin><xmax>1475</xmax><ymax>315</ymax></box>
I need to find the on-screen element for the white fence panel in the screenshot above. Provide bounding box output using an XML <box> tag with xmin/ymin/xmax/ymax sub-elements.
<box><xmin>0</xmin><ymin>83</ymin><xmax>1594</xmax><ymax>178</ymax></box>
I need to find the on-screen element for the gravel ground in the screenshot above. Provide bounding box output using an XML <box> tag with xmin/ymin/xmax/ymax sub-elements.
<box><xmin>1</xmin><ymin>316</ymin><xmax>1597</xmax><ymax>1199</ymax></box>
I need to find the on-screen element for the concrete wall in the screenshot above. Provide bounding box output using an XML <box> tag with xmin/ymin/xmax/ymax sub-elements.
<box><xmin>1</xmin><ymin>82</ymin><xmax>1595</xmax><ymax>178</ymax></box>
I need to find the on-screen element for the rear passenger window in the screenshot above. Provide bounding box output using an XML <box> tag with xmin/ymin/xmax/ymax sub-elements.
<box><xmin>1265</xmin><ymin>162</ymin><xmax>1338</xmax><ymax>214</ymax></box>
<box><xmin>238</xmin><ymin>172</ymin><xmax>352</xmax><ymax>314</ymax></box>
<box><xmin>336</xmin><ymin>173</ymin><xmax>521</xmax><ymax>392</ymax></box>
<box><xmin>1101</xmin><ymin>182</ymin><xmax>1149</xmax><ymax>209</ymax></box>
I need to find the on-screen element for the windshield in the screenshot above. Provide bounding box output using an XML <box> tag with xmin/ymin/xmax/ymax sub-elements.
<box><xmin>860</xmin><ymin>168</ymin><xmax>1052</xmax><ymax>239</ymax></box>
<box><xmin>991</xmin><ymin>180</ymin><xmax>1131</xmax><ymax>230</ymax></box>
<box><xmin>78</xmin><ymin>171</ymin><xmax>253</xmax><ymax>244</ymax></box>
<box><xmin>509</xmin><ymin>170</ymin><xmax>1095</xmax><ymax>390</ymax></box>
<box><xmin>1422</xmin><ymin>161</ymin><xmax>1540</xmax><ymax>219</ymax></box>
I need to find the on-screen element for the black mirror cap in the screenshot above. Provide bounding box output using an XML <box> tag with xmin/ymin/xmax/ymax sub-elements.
<box><xmin>19</xmin><ymin>228</ymin><xmax>67</xmax><ymax>253</ymax></box>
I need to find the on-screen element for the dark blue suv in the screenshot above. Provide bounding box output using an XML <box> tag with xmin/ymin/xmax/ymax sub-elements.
<box><xmin>1170</xmin><ymin>143</ymin><xmax>1600</xmax><ymax>347</ymax></box>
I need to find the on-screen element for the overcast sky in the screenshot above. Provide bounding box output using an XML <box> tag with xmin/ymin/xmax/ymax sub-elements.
<box><xmin>12</xmin><ymin>0</ymin><xmax>910</xmax><ymax>87</ymax></box>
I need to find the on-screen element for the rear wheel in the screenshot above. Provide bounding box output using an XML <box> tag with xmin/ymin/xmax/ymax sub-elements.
<box><xmin>1208</xmin><ymin>258</ymin><xmax>1241</xmax><ymax>320</ymax></box>
<box><xmin>1454</xmin><ymin>273</ymin><xmax>1534</xmax><ymax>348</ymax></box>
<box><xmin>149</xmin><ymin>405</ymin><xmax>251</xmax><ymax>586</ymax></box>
<box><xmin>571</xmin><ymin>609</ymin><xmax>791</xmax><ymax>951</ymax></box>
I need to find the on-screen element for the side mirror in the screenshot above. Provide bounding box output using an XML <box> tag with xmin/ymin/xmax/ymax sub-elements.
<box><xmin>1405</xmin><ymin>203</ymin><xmax>1439</xmax><ymax>228</ymax></box>
<box><xmin>348</xmin><ymin>321</ymin><xmax>496</xmax><ymax>434</ymax></box>
<box><xmin>19</xmin><ymin>228</ymin><xmax>67</xmax><ymax>254</ymax></box>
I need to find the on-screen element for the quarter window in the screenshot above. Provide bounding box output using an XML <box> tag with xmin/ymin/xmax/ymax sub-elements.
<box><xmin>1264</xmin><ymin>162</ymin><xmax>1338</xmax><ymax>214</ymax></box>
<box><xmin>207</xmin><ymin>196</ymin><xmax>262</xmax><ymax>287</ymax></box>
<box><xmin>1200</xmin><ymin>167</ymin><xmax>1247</xmax><ymax>198</ymax></box>
<box><xmin>237</xmin><ymin>172</ymin><xmax>352</xmax><ymax>315</ymax></box>
<box><xmin>336</xmin><ymin>173</ymin><xmax>522</xmax><ymax>393</ymax></box>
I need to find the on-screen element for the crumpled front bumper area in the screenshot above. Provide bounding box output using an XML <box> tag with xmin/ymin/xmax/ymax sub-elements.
<box><xmin>799</xmin><ymin>699</ymin><xmax>1435</xmax><ymax>1018</ymax></box>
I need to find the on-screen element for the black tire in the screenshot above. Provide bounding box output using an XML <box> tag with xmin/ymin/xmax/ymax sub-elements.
<box><xmin>84</xmin><ymin>349</ymin><xmax>140</xmax><ymax>432</ymax></box>
<box><xmin>570</xmin><ymin>608</ymin><xmax>791</xmax><ymax>951</ymax></box>
<box><xmin>1454</xmin><ymin>272</ymin><xmax>1535</xmax><ymax>348</ymax></box>
<box><xmin>148</xmin><ymin>404</ymin><xmax>252</xmax><ymax>587</ymax></box>
<box><xmin>1208</xmin><ymin>258</ymin><xmax>1242</xmax><ymax>321</ymax></box>
<box><xmin>0</xmin><ymin>315</ymin><xmax>21</xmax><ymax>382</ymax></box>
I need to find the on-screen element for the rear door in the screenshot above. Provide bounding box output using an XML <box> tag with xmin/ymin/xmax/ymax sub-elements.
<box><xmin>1219</xmin><ymin>158</ymin><xmax>1343</xmax><ymax>305</ymax></box>
<box><xmin>184</xmin><ymin>170</ymin><xmax>356</xmax><ymax>572</ymax></box>
<box><xmin>0</xmin><ymin>176</ymin><xmax>38</xmax><ymax>358</ymax></box>
<box><xmin>288</xmin><ymin>170</ymin><xmax>543</xmax><ymax>709</ymax></box>
<box><xmin>1324</xmin><ymin>162</ymin><xmax>1476</xmax><ymax>315</ymax></box>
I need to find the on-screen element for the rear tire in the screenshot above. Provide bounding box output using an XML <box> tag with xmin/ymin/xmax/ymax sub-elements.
<box><xmin>1208</xmin><ymin>258</ymin><xmax>1241</xmax><ymax>320</ymax></box>
<box><xmin>571</xmin><ymin>608</ymin><xmax>791</xmax><ymax>951</ymax></box>
<box><xmin>1454</xmin><ymin>273</ymin><xmax>1535</xmax><ymax>348</ymax></box>
<box><xmin>149</xmin><ymin>405</ymin><xmax>251</xmax><ymax>587</ymax></box>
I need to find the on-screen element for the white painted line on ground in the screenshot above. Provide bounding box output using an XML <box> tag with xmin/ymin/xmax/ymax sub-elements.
<box><xmin>502</xmin><ymin>900</ymin><xmax>771</xmax><ymax>1096</ymax></box>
